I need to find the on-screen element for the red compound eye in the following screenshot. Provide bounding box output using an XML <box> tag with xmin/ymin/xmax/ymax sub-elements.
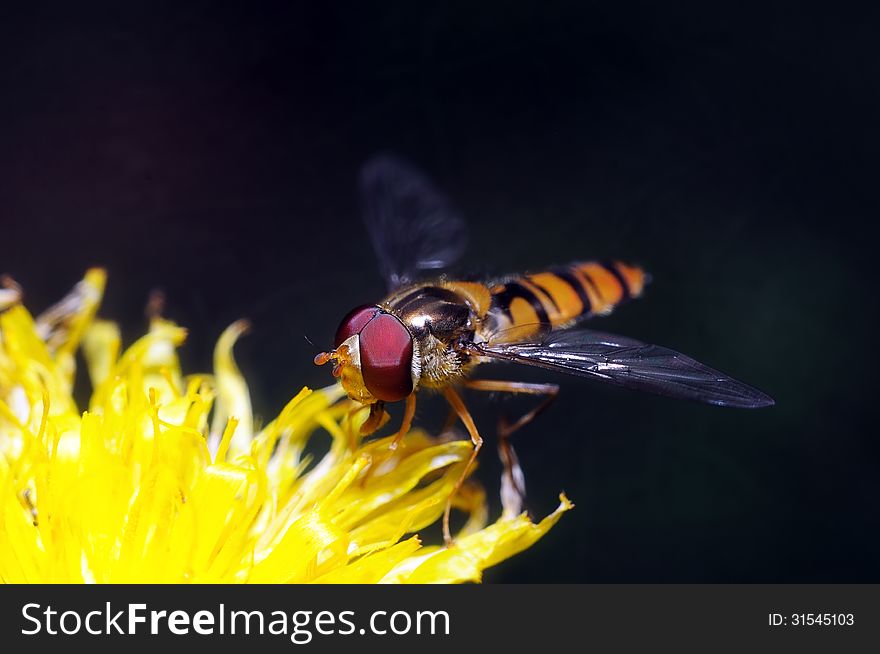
<box><xmin>334</xmin><ymin>305</ymin><xmax>380</xmax><ymax>347</ymax></box>
<box><xmin>358</xmin><ymin>312</ymin><xmax>414</xmax><ymax>402</ymax></box>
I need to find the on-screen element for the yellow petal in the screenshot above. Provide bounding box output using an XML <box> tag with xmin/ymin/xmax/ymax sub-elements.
<box><xmin>382</xmin><ymin>494</ymin><xmax>574</xmax><ymax>584</ymax></box>
<box><xmin>0</xmin><ymin>272</ymin><xmax>572</xmax><ymax>584</ymax></box>
<box><xmin>210</xmin><ymin>320</ymin><xmax>253</xmax><ymax>459</ymax></box>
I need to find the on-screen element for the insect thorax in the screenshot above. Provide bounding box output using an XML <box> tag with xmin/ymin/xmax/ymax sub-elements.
<box><xmin>382</xmin><ymin>284</ymin><xmax>479</xmax><ymax>389</ymax></box>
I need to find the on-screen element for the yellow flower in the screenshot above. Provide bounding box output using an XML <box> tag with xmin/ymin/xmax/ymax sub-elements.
<box><xmin>0</xmin><ymin>270</ymin><xmax>571</xmax><ymax>583</ymax></box>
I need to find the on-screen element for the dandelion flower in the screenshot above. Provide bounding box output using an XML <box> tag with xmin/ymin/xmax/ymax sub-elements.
<box><xmin>0</xmin><ymin>270</ymin><xmax>571</xmax><ymax>583</ymax></box>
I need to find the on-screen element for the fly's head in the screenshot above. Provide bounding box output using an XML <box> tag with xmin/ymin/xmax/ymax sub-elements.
<box><xmin>315</xmin><ymin>305</ymin><xmax>420</xmax><ymax>405</ymax></box>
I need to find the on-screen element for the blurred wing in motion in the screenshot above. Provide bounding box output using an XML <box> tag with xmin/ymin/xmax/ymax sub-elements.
<box><xmin>360</xmin><ymin>154</ymin><xmax>468</xmax><ymax>290</ymax></box>
<box><xmin>473</xmin><ymin>329</ymin><xmax>775</xmax><ymax>408</ymax></box>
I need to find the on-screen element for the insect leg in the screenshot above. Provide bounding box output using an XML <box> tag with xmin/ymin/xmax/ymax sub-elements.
<box><xmin>462</xmin><ymin>380</ymin><xmax>559</xmax><ymax>516</ymax></box>
<box><xmin>359</xmin><ymin>393</ymin><xmax>418</xmax><ymax>488</ymax></box>
<box><xmin>462</xmin><ymin>380</ymin><xmax>559</xmax><ymax>437</ymax></box>
<box><xmin>354</xmin><ymin>403</ymin><xmax>390</xmax><ymax>487</ymax></box>
<box><xmin>441</xmin><ymin>386</ymin><xmax>483</xmax><ymax>547</ymax></box>
<box><xmin>390</xmin><ymin>392</ymin><xmax>417</xmax><ymax>450</ymax></box>
<box><xmin>359</xmin><ymin>400</ymin><xmax>389</xmax><ymax>435</ymax></box>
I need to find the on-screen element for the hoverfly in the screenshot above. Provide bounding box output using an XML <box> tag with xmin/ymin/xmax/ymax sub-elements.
<box><xmin>315</xmin><ymin>155</ymin><xmax>774</xmax><ymax>544</ymax></box>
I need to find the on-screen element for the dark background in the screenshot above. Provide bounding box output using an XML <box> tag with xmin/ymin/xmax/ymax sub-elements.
<box><xmin>0</xmin><ymin>2</ymin><xmax>876</xmax><ymax>582</ymax></box>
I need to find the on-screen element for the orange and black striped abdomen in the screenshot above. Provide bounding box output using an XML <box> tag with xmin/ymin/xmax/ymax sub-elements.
<box><xmin>487</xmin><ymin>261</ymin><xmax>647</xmax><ymax>337</ymax></box>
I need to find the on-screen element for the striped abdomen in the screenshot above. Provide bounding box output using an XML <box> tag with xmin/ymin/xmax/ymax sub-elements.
<box><xmin>485</xmin><ymin>261</ymin><xmax>647</xmax><ymax>340</ymax></box>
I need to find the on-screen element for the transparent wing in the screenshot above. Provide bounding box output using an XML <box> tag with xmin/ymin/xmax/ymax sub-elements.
<box><xmin>473</xmin><ymin>329</ymin><xmax>774</xmax><ymax>408</ymax></box>
<box><xmin>360</xmin><ymin>154</ymin><xmax>468</xmax><ymax>290</ymax></box>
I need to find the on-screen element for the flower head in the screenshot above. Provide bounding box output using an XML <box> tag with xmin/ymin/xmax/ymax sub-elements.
<box><xmin>0</xmin><ymin>271</ymin><xmax>571</xmax><ymax>583</ymax></box>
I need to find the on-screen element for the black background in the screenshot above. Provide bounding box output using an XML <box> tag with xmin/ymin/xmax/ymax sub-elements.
<box><xmin>0</xmin><ymin>2</ymin><xmax>877</xmax><ymax>582</ymax></box>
